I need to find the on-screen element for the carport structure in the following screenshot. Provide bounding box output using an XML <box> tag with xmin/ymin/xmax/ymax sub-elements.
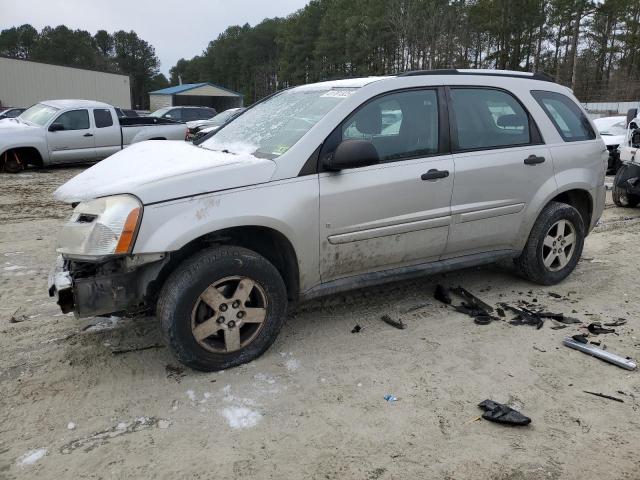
<box><xmin>149</xmin><ymin>83</ymin><xmax>243</xmax><ymax>113</ymax></box>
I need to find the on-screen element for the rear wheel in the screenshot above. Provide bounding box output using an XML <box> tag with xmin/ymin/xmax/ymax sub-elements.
<box><xmin>612</xmin><ymin>165</ymin><xmax>640</xmax><ymax>208</ymax></box>
<box><xmin>515</xmin><ymin>201</ymin><xmax>585</xmax><ymax>285</ymax></box>
<box><xmin>157</xmin><ymin>246</ymin><xmax>287</xmax><ymax>371</ymax></box>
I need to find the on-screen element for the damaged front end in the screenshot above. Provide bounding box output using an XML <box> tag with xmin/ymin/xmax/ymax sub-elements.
<box><xmin>49</xmin><ymin>253</ymin><xmax>169</xmax><ymax>317</ymax></box>
<box><xmin>48</xmin><ymin>193</ymin><xmax>169</xmax><ymax>318</ymax></box>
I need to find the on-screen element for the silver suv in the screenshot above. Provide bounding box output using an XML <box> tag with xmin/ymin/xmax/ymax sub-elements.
<box><xmin>50</xmin><ymin>69</ymin><xmax>606</xmax><ymax>371</ymax></box>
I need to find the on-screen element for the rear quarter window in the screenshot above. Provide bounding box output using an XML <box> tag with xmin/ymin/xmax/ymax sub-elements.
<box><xmin>531</xmin><ymin>90</ymin><xmax>595</xmax><ymax>142</ymax></box>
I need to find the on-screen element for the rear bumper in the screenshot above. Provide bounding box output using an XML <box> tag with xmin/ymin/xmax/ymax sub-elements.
<box><xmin>48</xmin><ymin>254</ymin><xmax>167</xmax><ymax>318</ymax></box>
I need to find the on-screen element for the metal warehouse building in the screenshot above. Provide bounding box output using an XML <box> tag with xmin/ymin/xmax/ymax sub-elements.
<box><xmin>149</xmin><ymin>83</ymin><xmax>243</xmax><ymax>113</ymax></box>
<box><xmin>0</xmin><ymin>56</ymin><xmax>131</xmax><ymax>109</ymax></box>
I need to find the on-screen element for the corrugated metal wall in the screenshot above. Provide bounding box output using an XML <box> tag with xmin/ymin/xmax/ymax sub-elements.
<box><xmin>582</xmin><ymin>100</ymin><xmax>640</xmax><ymax>115</ymax></box>
<box><xmin>149</xmin><ymin>94</ymin><xmax>172</xmax><ymax>112</ymax></box>
<box><xmin>0</xmin><ymin>57</ymin><xmax>131</xmax><ymax>109</ymax></box>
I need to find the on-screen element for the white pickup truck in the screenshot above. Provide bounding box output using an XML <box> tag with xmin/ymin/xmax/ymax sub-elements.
<box><xmin>0</xmin><ymin>99</ymin><xmax>187</xmax><ymax>172</ymax></box>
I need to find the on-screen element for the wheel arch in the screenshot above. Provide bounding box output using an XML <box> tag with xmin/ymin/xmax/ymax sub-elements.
<box><xmin>1</xmin><ymin>146</ymin><xmax>44</xmax><ymax>168</ymax></box>
<box><xmin>549</xmin><ymin>188</ymin><xmax>593</xmax><ymax>231</ymax></box>
<box><xmin>147</xmin><ymin>225</ymin><xmax>301</xmax><ymax>303</ymax></box>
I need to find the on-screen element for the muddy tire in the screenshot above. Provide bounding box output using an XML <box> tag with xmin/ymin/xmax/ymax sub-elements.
<box><xmin>1</xmin><ymin>150</ymin><xmax>24</xmax><ymax>174</ymax></box>
<box><xmin>515</xmin><ymin>201</ymin><xmax>585</xmax><ymax>285</ymax></box>
<box><xmin>157</xmin><ymin>246</ymin><xmax>287</xmax><ymax>371</ymax></box>
<box><xmin>612</xmin><ymin>165</ymin><xmax>640</xmax><ymax>208</ymax></box>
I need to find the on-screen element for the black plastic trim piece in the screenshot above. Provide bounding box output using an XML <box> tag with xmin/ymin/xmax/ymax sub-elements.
<box><xmin>298</xmin><ymin>145</ymin><xmax>321</xmax><ymax>176</ymax></box>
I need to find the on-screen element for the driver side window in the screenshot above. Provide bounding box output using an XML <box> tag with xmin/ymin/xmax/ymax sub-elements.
<box><xmin>341</xmin><ymin>89</ymin><xmax>439</xmax><ymax>163</ymax></box>
<box><xmin>54</xmin><ymin>110</ymin><xmax>90</xmax><ymax>131</ymax></box>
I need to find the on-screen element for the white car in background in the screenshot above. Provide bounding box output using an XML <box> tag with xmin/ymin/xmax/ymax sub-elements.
<box><xmin>0</xmin><ymin>100</ymin><xmax>187</xmax><ymax>172</ymax></box>
<box><xmin>187</xmin><ymin>108</ymin><xmax>246</xmax><ymax>141</ymax></box>
<box><xmin>593</xmin><ymin>115</ymin><xmax>627</xmax><ymax>173</ymax></box>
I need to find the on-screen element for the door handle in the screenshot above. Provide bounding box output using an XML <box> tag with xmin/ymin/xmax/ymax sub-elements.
<box><xmin>83</xmin><ymin>133</ymin><xmax>94</xmax><ymax>137</ymax></box>
<box><xmin>421</xmin><ymin>169</ymin><xmax>449</xmax><ymax>181</ymax></box>
<box><xmin>524</xmin><ymin>155</ymin><xmax>545</xmax><ymax>165</ymax></box>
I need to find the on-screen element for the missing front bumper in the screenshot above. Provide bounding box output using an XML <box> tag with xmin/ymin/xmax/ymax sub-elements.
<box><xmin>48</xmin><ymin>254</ymin><xmax>168</xmax><ymax>318</ymax></box>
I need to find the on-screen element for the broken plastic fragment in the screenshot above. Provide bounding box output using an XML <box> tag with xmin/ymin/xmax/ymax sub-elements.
<box><xmin>434</xmin><ymin>284</ymin><xmax>452</xmax><ymax>305</ymax></box>
<box><xmin>381</xmin><ymin>315</ymin><xmax>406</xmax><ymax>330</ymax></box>
<box><xmin>587</xmin><ymin>322</ymin><xmax>616</xmax><ymax>335</ymax></box>
<box><xmin>477</xmin><ymin>399</ymin><xmax>531</xmax><ymax>426</ymax></box>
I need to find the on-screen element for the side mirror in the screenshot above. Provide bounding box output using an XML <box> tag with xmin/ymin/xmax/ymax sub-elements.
<box><xmin>49</xmin><ymin>123</ymin><xmax>64</xmax><ymax>132</ymax></box>
<box><xmin>323</xmin><ymin>140</ymin><xmax>380</xmax><ymax>171</ymax></box>
<box><xmin>630</xmin><ymin>122</ymin><xmax>638</xmax><ymax>130</ymax></box>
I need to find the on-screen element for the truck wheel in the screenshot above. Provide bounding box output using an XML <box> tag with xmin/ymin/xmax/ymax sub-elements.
<box><xmin>157</xmin><ymin>246</ymin><xmax>287</xmax><ymax>371</ymax></box>
<box><xmin>515</xmin><ymin>201</ymin><xmax>585</xmax><ymax>285</ymax></box>
<box><xmin>1</xmin><ymin>150</ymin><xmax>24</xmax><ymax>173</ymax></box>
<box><xmin>612</xmin><ymin>165</ymin><xmax>640</xmax><ymax>207</ymax></box>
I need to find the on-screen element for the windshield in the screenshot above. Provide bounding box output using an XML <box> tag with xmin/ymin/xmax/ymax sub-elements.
<box><xmin>19</xmin><ymin>103</ymin><xmax>59</xmax><ymax>126</ymax></box>
<box><xmin>208</xmin><ymin>109</ymin><xmax>240</xmax><ymax>126</ymax></box>
<box><xmin>200</xmin><ymin>87</ymin><xmax>357</xmax><ymax>159</ymax></box>
<box><xmin>149</xmin><ymin>107</ymin><xmax>171</xmax><ymax>118</ymax></box>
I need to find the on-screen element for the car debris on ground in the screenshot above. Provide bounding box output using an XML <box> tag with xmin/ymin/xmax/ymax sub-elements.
<box><xmin>587</xmin><ymin>322</ymin><xmax>616</xmax><ymax>335</ymax></box>
<box><xmin>433</xmin><ymin>285</ymin><xmax>498</xmax><ymax>325</ymax></box>
<box><xmin>380</xmin><ymin>315</ymin><xmax>407</xmax><ymax>330</ymax></box>
<box><xmin>477</xmin><ymin>399</ymin><xmax>531</xmax><ymax>426</ymax></box>
<box><xmin>583</xmin><ymin>391</ymin><xmax>625</xmax><ymax>403</ymax></box>
<box><xmin>563</xmin><ymin>337</ymin><xmax>637</xmax><ymax>370</ymax></box>
<box><xmin>110</xmin><ymin>344</ymin><xmax>165</xmax><ymax>355</ymax></box>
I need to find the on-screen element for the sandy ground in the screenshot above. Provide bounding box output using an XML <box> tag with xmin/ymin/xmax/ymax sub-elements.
<box><xmin>1</xmin><ymin>166</ymin><xmax>639</xmax><ymax>480</ymax></box>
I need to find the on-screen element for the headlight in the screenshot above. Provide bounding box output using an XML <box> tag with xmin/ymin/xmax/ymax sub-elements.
<box><xmin>57</xmin><ymin>194</ymin><xmax>142</xmax><ymax>258</ymax></box>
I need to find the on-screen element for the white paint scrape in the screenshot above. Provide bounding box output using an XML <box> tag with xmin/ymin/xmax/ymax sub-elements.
<box><xmin>17</xmin><ymin>448</ymin><xmax>47</xmax><ymax>466</ymax></box>
<box><xmin>220</xmin><ymin>407</ymin><xmax>261</xmax><ymax>429</ymax></box>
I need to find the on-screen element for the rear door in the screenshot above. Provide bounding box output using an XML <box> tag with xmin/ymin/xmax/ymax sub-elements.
<box><xmin>443</xmin><ymin>87</ymin><xmax>554</xmax><ymax>257</ymax></box>
<box><xmin>319</xmin><ymin>88</ymin><xmax>454</xmax><ymax>281</ymax></box>
<box><xmin>93</xmin><ymin>108</ymin><xmax>121</xmax><ymax>159</ymax></box>
<box><xmin>46</xmin><ymin>109</ymin><xmax>96</xmax><ymax>164</ymax></box>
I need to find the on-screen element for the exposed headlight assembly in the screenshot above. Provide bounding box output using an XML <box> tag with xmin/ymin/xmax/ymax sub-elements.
<box><xmin>57</xmin><ymin>194</ymin><xmax>142</xmax><ymax>259</ymax></box>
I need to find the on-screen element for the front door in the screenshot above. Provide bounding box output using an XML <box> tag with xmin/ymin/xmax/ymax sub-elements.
<box><xmin>47</xmin><ymin>109</ymin><xmax>96</xmax><ymax>163</ymax></box>
<box><xmin>319</xmin><ymin>88</ymin><xmax>454</xmax><ymax>281</ymax></box>
<box><xmin>443</xmin><ymin>87</ymin><xmax>555</xmax><ymax>257</ymax></box>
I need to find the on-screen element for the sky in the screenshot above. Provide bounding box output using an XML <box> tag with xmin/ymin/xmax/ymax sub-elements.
<box><xmin>1</xmin><ymin>0</ymin><xmax>311</xmax><ymax>76</ymax></box>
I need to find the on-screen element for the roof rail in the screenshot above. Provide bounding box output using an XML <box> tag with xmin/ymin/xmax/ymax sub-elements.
<box><xmin>398</xmin><ymin>69</ymin><xmax>556</xmax><ymax>83</ymax></box>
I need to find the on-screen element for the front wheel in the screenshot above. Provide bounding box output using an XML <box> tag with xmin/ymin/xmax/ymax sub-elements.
<box><xmin>515</xmin><ymin>201</ymin><xmax>585</xmax><ymax>285</ymax></box>
<box><xmin>157</xmin><ymin>246</ymin><xmax>288</xmax><ymax>371</ymax></box>
<box><xmin>1</xmin><ymin>150</ymin><xmax>24</xmax><ymax>173</ymax></box>
<box><xmin>612</xmin><ymin>165</ymin><xmax>640</xmax><ymax>208</ymax></box>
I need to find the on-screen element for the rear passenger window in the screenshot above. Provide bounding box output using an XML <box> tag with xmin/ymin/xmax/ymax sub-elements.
<box><xmin>342</xmin><ymin>89</ymin><xmax>439</xmax><ymax>162</ymax></box>
<box><xmin>450</xmin><ymin>88</ymin><xmax>532</xmax><ymax>150</ymax></box>
<box><xmin>531</xmin><ymin>90</ymin><xmax>595</xmax><ymax>142</ymax></box>
<box><xmin>94</xmin><ymin>109</ymin><xmax>113</xmax><ymax>128</ymax></box>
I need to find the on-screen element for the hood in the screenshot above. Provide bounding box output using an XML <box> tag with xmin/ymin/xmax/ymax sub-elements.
<box><xmin>200</xmin><ymin>125</ymin><xmax>221</xmax><ymax>134</ymax></box>
<box><xmin>0</xmin><ymin>118</ymin><xmax>38</xmax><ymax>131</ymax></box>
<box><xmin>187</xmin><ymin>119</ymin><xmax>215</xmax><ymax>130</ymax></box>
<box><xmin>53</xmin><ymin>140</ymin><xmax>276</xmax><ymax>204</ymax></box>
<box><xmin>601</xmin><ymin>134</ymin><xmax>626</xmax><ymax>147</ymax></box>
